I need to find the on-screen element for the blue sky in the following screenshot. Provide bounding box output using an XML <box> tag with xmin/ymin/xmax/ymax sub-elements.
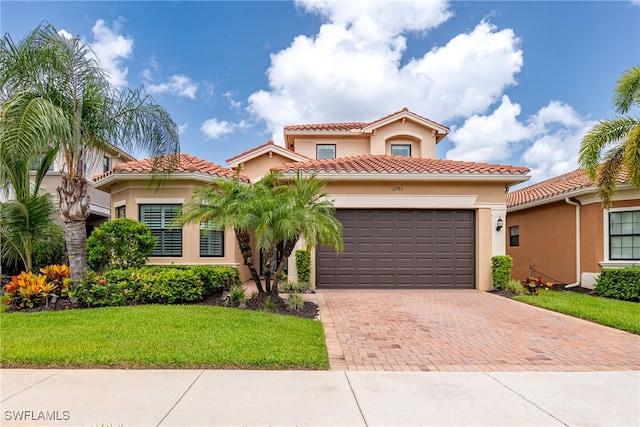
<box><xmin>2</xmin><ymin>1</ymin><xmax>639</xmax><ymax>184</ymax></box>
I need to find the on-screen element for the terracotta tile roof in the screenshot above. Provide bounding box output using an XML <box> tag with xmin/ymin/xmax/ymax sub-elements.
<box><xmin>93</xmin><ymin>154</ymin><xmax>249</xmax><ymax>182</ymax></box>
<box><xmin>506</xmin><ymin>168</ymin><xmax>629</xmax><ymax>207</ymax></box>
<box><xmin>226</xmin><ymin>140</ymin><xmax>311</xmax><ymax>163</ymax></box>
<box><xmin>284</xmin><ymin>122</ymin><xmax>366</xmax><ymax>132</ymax></box>
<box><xmin>274</xmin><ymin>155</ymin><xmax>530</xmax><ymax>176</ymax></box>
<box><xmin>284</xmin><ymin>107</ymin><xmax>449</xmax><ymax>134</ymax></box>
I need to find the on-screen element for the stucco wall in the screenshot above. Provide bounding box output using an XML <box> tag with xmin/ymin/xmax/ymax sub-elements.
<box><xmin>291</xmin><ymin>136</ymin><xmax>370</xmax><ymax>159</ymax></box>
<box><xmin>506</xmin><ymin>201</ymin><xmax>577</xmax><ymax>283</ymax></box>
<box><xmin>237</xmin><ymin>152</ymin><xmax>295</xmax><ymax>181</ymax></box>
<box><xmin>108</xmin><ymin>181</ymin><xmax>248</xmax><ymax>279</ymax></box>
<box><xmin>369</xmin><ymin>120</ymin><xmax>437</xmax><ymax>158</ymax></box>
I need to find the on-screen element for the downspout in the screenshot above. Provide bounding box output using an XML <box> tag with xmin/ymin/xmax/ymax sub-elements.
<box><xmin>564</xmin><ymin>198</ymin><xmax>581</xmax><ymax>288</ymax></box>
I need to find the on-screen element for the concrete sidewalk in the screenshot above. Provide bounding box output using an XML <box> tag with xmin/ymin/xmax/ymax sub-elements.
<box><xmin>1</xmin><ymin>369</ymin><xmax>638</xmax><ymax>426</ymax></box>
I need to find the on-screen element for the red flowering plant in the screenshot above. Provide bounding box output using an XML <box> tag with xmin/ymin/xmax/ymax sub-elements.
<box><xmin>523</xmin><ymin>276</ymin><xmax>554</xmax><ymax>295</ymax></box>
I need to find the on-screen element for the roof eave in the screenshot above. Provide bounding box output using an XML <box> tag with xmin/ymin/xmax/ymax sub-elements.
<box><xmin>94</xmin><ymin>171</ymin><xmax>245</xmax><ymax>191</ymax></box>
<box><xmin>278</xmin><ymin>171</ymin><xmax>530</xmax><ymax>184</ymax></box>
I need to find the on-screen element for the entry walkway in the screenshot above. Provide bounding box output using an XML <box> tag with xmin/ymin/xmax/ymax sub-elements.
<box><xmin>1</xmin><ymin>369</ymin><xmax>638</xmax><ymax>426</ymax></box>
<box><xmin>317</xmin><ymin>289</ymin><xmax>640</xmax><ymax>371</ymax></box>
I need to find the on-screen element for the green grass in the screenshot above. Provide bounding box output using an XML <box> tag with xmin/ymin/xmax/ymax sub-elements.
<box><xmin>0</xmin><ymin>305</ymin><xmax>329</xmax><ymax>369</ymax></box>
<box><xmin>515</xmin><ymin>290</ymin><xmax>640</xmax><ymax>334</ymax></box>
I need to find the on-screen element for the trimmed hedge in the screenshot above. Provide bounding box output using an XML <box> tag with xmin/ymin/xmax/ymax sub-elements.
<box><xmin>295</xmin><ymin>250</ymin><xmax>311</xmax><ymax>285</ymax></box>
<box><xmin>72</xmin><ymin>265</ymin><xmax>242</xmax><ymax>308</ymax></box>
<box><xmin>491</xmin><ymin>255</ymin><xmax>513</xmax><ymax>290</ymax></box>
<box><xmin>595</xmin><ymin>267</ymin><xmax>640</xmax><ymax>302</ymax></box>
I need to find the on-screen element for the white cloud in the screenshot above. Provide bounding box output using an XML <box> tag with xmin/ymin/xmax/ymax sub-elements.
<box><xmin>447</xmin><ymin>95</ymin><xmax>531</xmax><ymax>162</ymax></box>
<box><xmin>57</xmin><ymin>29</ymin><xmax>73</xmax><ymax>40</ymax></box>
<box><xmin>522</xmin><ymin>102</ymin><xmax>595</xmax><ymax>182</ymax></box>
<box><xmin>147</xmin><ymin>74</ymin><xmax>198</xmax><ymax>99</ymax></box>
<box><xmin>248</xmin><ymin>0</ymin><xmax>522</xmax><ymax>143</ymax></box>
<box><xmin>88</xmin><ymin>19</ymin><xmax>133</xmax><ymax>89</ymax></box>
<box><xmin>201</xmin><ymin>118</ymin><xmax>235</xmax><ymax>139</ymax></box>
<box><xmin>447</xmin><ymin>97</ymin><xmax>595</xmax><ymax>182</ymax></box>
<box><xmin>178</xmin><ymin>123</ymin><xmax>189</xmax><ymax>135</ymax></box>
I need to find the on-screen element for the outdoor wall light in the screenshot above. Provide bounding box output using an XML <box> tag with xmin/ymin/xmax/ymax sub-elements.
<box><xmin>496</xmin><ymin>217</ymin><xmax>504</xmax><ymax>232</ymax></box>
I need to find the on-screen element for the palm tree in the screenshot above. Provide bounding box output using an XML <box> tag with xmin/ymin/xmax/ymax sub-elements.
<box><xmin>579</xmin><ymin>66</ymin><xmax>640</xmax><ymax>206</ymax></box>
<box><xmin>0</xmin><ymin>101</ymin><xmax>58</xmax><ymax>272</ymax></box>
<box><xmin>175</xmin><ymin>173</ymin><xmax>266</xmax><ymax>293</ymax></box>
<box><xmin>270</xmin><ymin>171</ymin><xmax>343</xmax><ymax>292</ymax></box>
<box><xmin>176</xmin><ymin>170</ymin><xmax>342</xmax><ymax>294</ymax></box>
<box><xmin>0</xmin><ymin>24</ymin><xmax>179</xmax><ymax>283</ymax></box>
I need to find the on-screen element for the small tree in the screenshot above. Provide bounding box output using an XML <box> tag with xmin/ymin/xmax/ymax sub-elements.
<box><xmin>87</xmin><ymin>218</ymin><xmax>156</xmax><ymax>271</ymax></box>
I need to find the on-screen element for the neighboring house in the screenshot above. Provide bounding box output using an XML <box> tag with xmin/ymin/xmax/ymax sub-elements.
<box><xmin>506</xmin><ymin>169</ymin><xmax>639</xmax><ymax>288</ymax></box>
<box><xmin>94</xmin><ymin>108</ymin><xmax>531</xmax><ymax>290</ymax></box>
<box><xmin>0</xmin><ymin>144</ymin><xmax>136</xmax><ymax>233</ymax></box>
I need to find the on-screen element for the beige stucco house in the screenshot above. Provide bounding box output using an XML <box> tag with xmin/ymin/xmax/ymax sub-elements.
<box><xmin>506</xmin><ymin>169</ymin><xmax>639</xmax><ymax>289</ymax></box>
<box><xmin>94</xmin><ymin>108</ymin><xmax>531</xmax><ymax>290</ymax></box>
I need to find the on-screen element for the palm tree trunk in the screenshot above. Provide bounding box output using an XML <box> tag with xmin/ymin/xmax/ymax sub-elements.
<box><xmin>272</xmin><ymin>236</ymin><xmax>299</xmax><ymax>292</ymax></box>
<box><xmin>262</xmin><ymin>246</ymin><xmax>275</xmax><ymax>294</ymax></box>
<box><xmin>58</xmin><ymin>173</ymin><xmax>90</xmax><ymax>284</ymax></box>
<box><xmin>235</xmin><ymin>229</ymin><xmax>264</xmax><ymax>293</ymax></box>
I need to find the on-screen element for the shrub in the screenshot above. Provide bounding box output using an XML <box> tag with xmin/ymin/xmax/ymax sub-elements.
<box><xmin>595</xmin><ymin>267</ymin><xmax>640</xmax><ymax>302</ymax></box>
<box><xmin>136</xmin><ymin>267</ymin><xmax>202</xmax><ymax>304</ymax></box>
<box><xmin>3</xmin><ymin>271</ymin><xmax>55</xmax><ymax>308</ymax></box>
<box><xmin>287</xmin><ymin>293</ymin><xmax>305</xmax><ymax>311</ymax></box>
<box><xmin>263</xmin><ymin>296</ymin><xmax>276</xmax><ymax>311</ymax></box>
<box><xmin>224</xmin><ymin>285</ymin><xmax>247</xmax><ymax>307</ymax></box>
<box><xmin>39</xmin><ymin>264</ymin><xmax>71</xmax><ymax>297</ymax></box>
<box><xmin>280</xmin><ymin>280</ymin><xmax>311</xmax><ymax>293</ymax></box>
<box><xmin>87</xmin><ymin>218</ymin><xmax>156</xmax><ymax>271</ymax></box>
<box><xmin>72</xmin><ymin>267</ymin><xmax>203</xmax><ymax>307</ymax></box>
<box><xmin>3</xmin><ymin>265</ymin><xmax>71</xmax><ymax>309</ymax></box>
<box><xmin>523</xmin><ymin>276</ymin><xmax>553</xmax><ymax>295</ymax></box>
<box><xmin>503</xmin><ymin>279</ymin><xmax>527</xmax><ymax>295</ymax></box>
<box><xmin>71</xmin><ymin>271</ymin><xmax>127</xmax><ymax>307</ymax></box>
<box><xmin>32</xmin><ymin>223</ymin><xmax>68</xmax><ymax>271</ymax></box>
<box><xmin>295</xmin><ymin>250</ymin><xmax>311</xmax><ymax>286</ymax></box>
<box><xmin>491</xmin><ymin>255</ymin><xmax>513</xmax><ymax>290</ymax></box>
<box><xmin>189</xmin><ymin>265</ymin><xmax>241</xmax><ymax>295</ymax></box>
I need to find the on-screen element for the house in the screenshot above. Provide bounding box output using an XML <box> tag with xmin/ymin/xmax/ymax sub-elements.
<box><xmin>93</xmin><ymin>108</ymin><xmax>531</xmax><ymax>290</ymax></box>
<box><xmin>506</xmin><ymin>169</ymin><xmax>639</xmax><ymax>288</ymax></box>
<box><xmin>0</xmin><ymin>144</ymin><xmax>136</xmax><ymax>232</ymax></box>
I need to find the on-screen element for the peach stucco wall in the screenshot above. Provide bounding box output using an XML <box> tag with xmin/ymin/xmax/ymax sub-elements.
<box><xmin>507</xmin><ymin>198</ymin><xmax>640</xmax><ymax>285</ymax></box>
<box><xmin>506</xmin><ymin>201</ymin><xmax>577</xmax><ymax>283</ymax></box>
<box><xmin>292</xmin><ymin>136</ymin><xmax>370</xmax><ymax>159</ymax></box>
<box><xmin>237</xmin><ymin>152</ymin><xmax>295</xmax><ymax>181</ymax></box>
<box><xmin>369</xmin><ymin>120</ymin><xmax>437</xmax><ymax>158</ymax></box>
<box><xmin>108</xmin><ymin>181</ymin><xmax>250</xmax><ymax>280</ymax></box>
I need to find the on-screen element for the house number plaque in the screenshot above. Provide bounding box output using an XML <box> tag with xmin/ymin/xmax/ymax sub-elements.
<box><xmin>392</xmin><ymin>186</ymin><xmax>403</xmax><ymax>192</ymax></box>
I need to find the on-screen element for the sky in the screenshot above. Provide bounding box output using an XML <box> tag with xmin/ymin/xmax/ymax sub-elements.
<box><xmin>1</xmin><ymin>0</ymin><xmax>639</xmax><ymax>186</ymax></box>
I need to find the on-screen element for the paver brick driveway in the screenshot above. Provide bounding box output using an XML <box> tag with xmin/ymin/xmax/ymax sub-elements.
<box><xmin>316</xmin><ymin>289</ymin><xmax>640</xmax><ymax>371</ymax></box>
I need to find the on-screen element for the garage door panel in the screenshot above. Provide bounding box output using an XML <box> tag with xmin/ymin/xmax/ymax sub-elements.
<box><xmin>317</xmin><ymin>209</ymin><xmax>475</xmax><ymax>288</ymax></box>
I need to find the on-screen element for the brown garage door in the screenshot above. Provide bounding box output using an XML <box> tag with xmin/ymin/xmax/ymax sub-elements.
<box><xmin>316</xmin><ymin>209</ymin><xmax>475</xmax><ymax>288</ymax></box>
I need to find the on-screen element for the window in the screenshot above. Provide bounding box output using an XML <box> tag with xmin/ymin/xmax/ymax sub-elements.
<box><xmin>29</xmin><ymin>155</ymin><xmax>54</xmax><ymax>172</ymax></box>
<box><xmin>200</xmin><ymin>223</ymin><xmax>224</xmax><ymax>257</ymax></box>
<box><xmin>509</xmin><ymin>226</ymin><xmax>519</xmax><ymax>247</ymax></box>
<box><xmin>391</xmin><ymin>144</ymin><xmax>411</xmax><ymax>157</ymax></box>
<box><xmin>316</xmin><ymin>144</ymin><xmax>336</xmax><ymax>160</ymax></box>
<box><xmin>609</xmin><ymin>210</ymin><xmax>640</xmax><ymax>260</ymax></box>
<box><xmin>116</xmin><ymin>205</ymin><xmax>126</xmax><ymax>218</ymax></box>
<box><xmin>139</xmin><ymin>204</ymin><xmax>182</xmax><ymax>256</ymax></box>
<box><xmin>103</xmin><ymin>156</ymin><xmax>111</xmax><ymax>173</ymax></box>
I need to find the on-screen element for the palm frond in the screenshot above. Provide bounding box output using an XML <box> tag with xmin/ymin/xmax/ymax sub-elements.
<box><xmin>613</xmin><ymin>66</ymin><xmax>640</xmax><ymax>114</ymax></box>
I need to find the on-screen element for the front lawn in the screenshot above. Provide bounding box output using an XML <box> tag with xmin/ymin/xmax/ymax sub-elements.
<box><xmin>515</xmin><ymin>290</ymin><xmax>640</xmax><ymax>334</ymax></box>
<box><xmin>0</xmin><ymin>304</ymin><xmax>329</xmax><ymax>369</ymax></box>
